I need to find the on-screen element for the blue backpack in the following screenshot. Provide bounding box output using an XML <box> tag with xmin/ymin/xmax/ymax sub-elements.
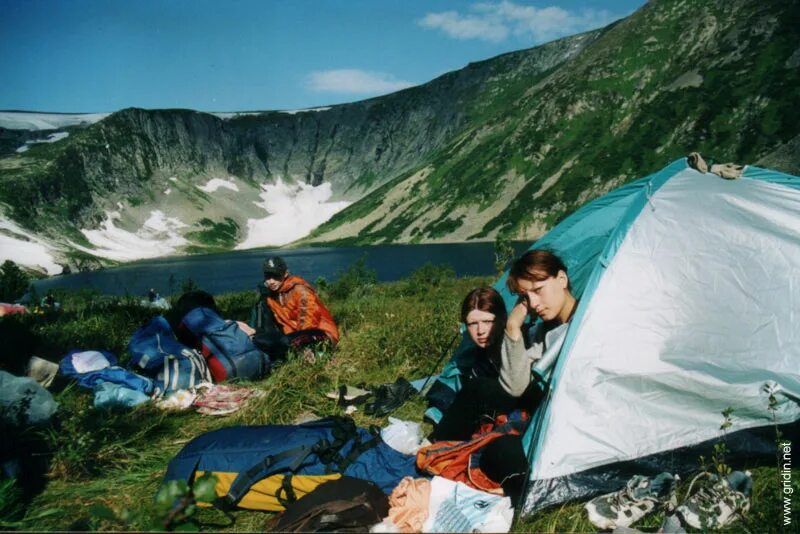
<box><xmin>128</xmin><ymin>316</ymin><xmax>191</xmax><ymax>372</ymax></box>
<box><xmin>201</xmin><ymin>321</ymin><xmax>271</xmax><ymax>382</ymax></box>
<box><xmin>162</xmin><ymin>416</ymin><xmax>421</xmax><ymax>511</ymax></box>
<box><xmin>155</xmin><ymin>348</ymin><xmax>213</xmax><ymax>395</ymax></box>
<box><xmin>177</xmin><ymin>307</ymin><xmax>227</xmax><ymax>349</ymax></box>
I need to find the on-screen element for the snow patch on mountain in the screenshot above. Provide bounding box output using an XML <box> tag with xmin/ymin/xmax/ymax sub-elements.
<box><xmin>280</xmin><ymin>106</ymin><xmax>332</xmax><ymax>115</ymax></box>
<box><xmin>210</xmin><ymin>107</ymin><xmax>332</xmax><ymax>120</ymax></box>
<box><xmin>16</xmin><ymin>131</ymin><xmax>70</xmax><ymax>153</ymax></box>
<box><xmin>75</xmin><ymin>210</ymin><xmax>189</xmax><ymax>261</ymax></box>
<box><xmin>196</xmin><ymin>178</ymin><xmax>239</xmax><ymax>193</ymax></box>
<box><xmin>0</xmin><ymin>217</ymin><xmax>63</xmax><ymax>275</ymax></box>
<box><xmin>0</xmin><ymin>111</ymin><xmax>110</xmax><ymax>130</ymax></box>
<box><xmin>236</xmin><ymin>180</ymin><xmax>350</xmax><ymax>249</ymax></box>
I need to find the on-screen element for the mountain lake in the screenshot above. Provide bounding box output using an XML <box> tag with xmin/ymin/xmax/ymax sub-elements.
<box><xmin>31</xmin><ymin>241</ymin><xmax>532</xmax><ymax>297</ymax></box>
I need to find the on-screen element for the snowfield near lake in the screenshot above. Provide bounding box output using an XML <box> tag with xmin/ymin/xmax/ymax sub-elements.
<box><xmin>196</xmin><ymin>178</ymin><xmax>239</xmax><ymax>193</ymax></box>
<box><xmin>0</xmin><ymin>111</ymin><xmax>110</xmax><ymax>130</ymax></box>
<box><xmin>236</xmin><ymin>180</ymin><xmax>350</xmax><ymax>248</ymax></box>
<box><xmin>75</xmin><ymin>210</ymin><xmax>189</xmax><ymax>261</ymax></box>
<box><xmin>16</xmin><ymin>131</ymin><xmax>70</xmax><ymax>153</ymax></box>
<box><xmin>0</xmin><ymin>217</ymin><xmax>63</xmax><ymax>275</ymax></box>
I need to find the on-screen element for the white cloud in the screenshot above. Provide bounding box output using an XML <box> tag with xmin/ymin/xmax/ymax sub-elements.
<box><xmin>419</xmin><ymin>1</ymin><xmax>620</xmax><ymax>43</ymax></box>
<box><xmin>307</xmin><ymin>69</ymin><xmax>415</xmax><ymax>94</ymax></box>
<box><xmin>418</xmin><ymin>10</ymin><xmax>509</xmax><ymax>41</ymax></box>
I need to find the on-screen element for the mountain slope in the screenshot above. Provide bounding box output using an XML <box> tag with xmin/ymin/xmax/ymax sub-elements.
<box><xmin>1</xmin><ymin>0</ymin><xmax>798</xmax><ymax>274</ymax></box>
<box><xmin>302</xmin><ymin>0</ymin><xmax>800</xmax><ymax>245</ymax></box>
<box><xmin>0</xmin><ymin>31</ymin><xmax>596</xmax><ymax>272</ymax></box>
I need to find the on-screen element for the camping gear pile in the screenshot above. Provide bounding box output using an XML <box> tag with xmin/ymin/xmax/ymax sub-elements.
<box><xmin>162</xmin><ymin>414</ymin><xmax>516</xmax><ymax>533</ymax></box>
<box><xmin>53</xmin><ymin>301</ymin><xmax>271</xmax><ymax>412</ymax></box>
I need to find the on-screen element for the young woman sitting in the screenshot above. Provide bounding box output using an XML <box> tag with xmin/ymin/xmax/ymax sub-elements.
<box><xmin>430</xmin><ymin>250</ymin><xmax>578</xmax><ymax>504</ymax></box>
<box><xmin>425</xmin><ymin>287</ymin><xmax>507</xmax><ymax>418</ymax></box>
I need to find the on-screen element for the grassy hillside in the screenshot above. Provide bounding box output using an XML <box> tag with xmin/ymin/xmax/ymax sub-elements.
<box><xmin>303</xmin><ymin>0</ymin><xmax>800</xmax><ymax>246</ymax></box>
<box><xmin>1</xmin><ymin>265</ymin><xmax>794</xmax><ymax>532</ymax></box>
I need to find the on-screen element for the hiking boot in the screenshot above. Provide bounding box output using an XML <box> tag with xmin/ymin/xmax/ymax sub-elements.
<box><xmin>675</xmin><ymin>470</ymin><xmax>751</xmax><ymax>530</ymax></box>
<box><xmin>585</xmin><ymin>472</ymin><xmax>679</xmax><ymax>530</ymax></box>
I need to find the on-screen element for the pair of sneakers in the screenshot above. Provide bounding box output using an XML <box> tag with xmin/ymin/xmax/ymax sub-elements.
<box><xmin>585</xmin><ymin>472</ymin><xmax>680</xmax><ymax>530</ymax></box>
<box><xmin>675</xmin><ymin>470</ymin><xmax>752</xmax><ymax>530</ymax></box>
<box><xmin>585</xmin><ymin>470</ymin><xmax>752</xmax><ymax>531</ymax></box>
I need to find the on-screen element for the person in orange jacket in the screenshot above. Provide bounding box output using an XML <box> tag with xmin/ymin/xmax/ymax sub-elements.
<box><xmin>251</xmin><ymin>256</ymin><xmax>339</xmax><ymax>361</ymax></box>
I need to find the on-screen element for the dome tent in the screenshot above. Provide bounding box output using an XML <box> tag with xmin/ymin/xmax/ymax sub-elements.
<box><xmin>438</xmin><ymin>157</ymin><xmax>800</xmax><ymax>516</ymax></box>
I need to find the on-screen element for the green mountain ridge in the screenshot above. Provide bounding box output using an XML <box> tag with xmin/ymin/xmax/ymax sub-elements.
<box><xmin>302</xmin><ymin>0</ymin><xmax>800</xmax><ymax>246</ymax></box>
<box><xmin>0</xmin><ymin>0</ymin><xmax>798</xmax><ymax>272</ymax></box>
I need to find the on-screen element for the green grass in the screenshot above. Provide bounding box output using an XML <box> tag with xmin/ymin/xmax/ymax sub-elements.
<box><xmin>185</xmin><ymin>217</ymin><xmax>241</xmax><ymax>251</ymax></box>
<box><xmin>2</xmin><ymin>270</ymin><xmax>794</xmax><ymax>532</ymax></box>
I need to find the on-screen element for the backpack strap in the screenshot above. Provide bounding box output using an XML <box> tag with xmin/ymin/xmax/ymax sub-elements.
<box><xmin>276</xmin><ymin>474</ymin><xmax>297</xmax><ymax>507</ymax></box>
<box><xmin>217</xmin><ymin>444</ymin><xmax>316</xmax><ymax>510</ymax></box>
<box><xmin>335</xmin><ymin>425</ymin><xmax>382</xmax><ymax>473</ymax></box>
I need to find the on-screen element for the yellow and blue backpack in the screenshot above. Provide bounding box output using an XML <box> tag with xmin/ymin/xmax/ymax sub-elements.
<box><xmin>162</xmin><ymin>416</ymin><xmax>420</xmax><ymax>512</ymax></box>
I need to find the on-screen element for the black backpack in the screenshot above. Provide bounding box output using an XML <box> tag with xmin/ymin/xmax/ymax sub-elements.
<box><xmin>270</xmin><ymin>476</ymin><xmax>389</xmax><ymax>532</ymax></box>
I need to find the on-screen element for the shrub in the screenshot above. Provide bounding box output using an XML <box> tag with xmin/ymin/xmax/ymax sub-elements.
<box><xmin>399</xmin><ymin>262</ymin><xmax>456</xmax><ymax>296</ymax></box>
<box><xmin>0</xmin><ymin>260</ymin><xmax>30</xmax><ymax>302</ymax></box>
<box><xmin>328</xmin><ymin>255</ymin><xmax>378</xmax><ymax>300</ymax></box>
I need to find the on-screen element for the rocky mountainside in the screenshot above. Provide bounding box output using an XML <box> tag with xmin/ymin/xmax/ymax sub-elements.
<box><xmin>302</xmin><ymin>0</ymin><xmax>800</xmax><ymax>245</ymax></box>
<box><xmin>1</xmin><ymin>0</ymin><xmax>798</xmax><ymax>274</ymax></box>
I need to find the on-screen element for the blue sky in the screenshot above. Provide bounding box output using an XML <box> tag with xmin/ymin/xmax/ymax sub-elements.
<box><xmin>0</xmin><ymin>0</ymin><xmax>646</xmax><ymax>113</ymax></box>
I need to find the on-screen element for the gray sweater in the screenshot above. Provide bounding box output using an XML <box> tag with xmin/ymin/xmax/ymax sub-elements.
<box><xmin>499</xmin><ymin>321</ymin><xmax>570</xmax><ymax>397</ymax></box>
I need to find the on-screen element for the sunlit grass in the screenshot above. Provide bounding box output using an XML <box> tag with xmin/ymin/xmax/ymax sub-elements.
<box><xmin>2</xmin><ymin>266</ymin><xmax>793</xmax><ymax>531</ymax></box>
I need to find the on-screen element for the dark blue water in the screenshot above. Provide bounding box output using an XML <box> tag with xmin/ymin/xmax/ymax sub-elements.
<box><xmin>32</xmin><ymin>242</ymin><xmax>531</xmax><ymax>296</ymax></box>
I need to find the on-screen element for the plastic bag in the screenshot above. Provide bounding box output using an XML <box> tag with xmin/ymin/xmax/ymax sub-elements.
<box><xmin>381</xmin><ymin>417</ymin><xmax>425</xmax><ymax>455</ymax></box>
<box><xmin>0</xmin><ymin>370</ymin><xmax>58</xmax><ymax>426</ymax></box>
<box><xmin>93</xmin><ymin>382</ymin><xmax>151</xmax><ymax>410</ymax></box>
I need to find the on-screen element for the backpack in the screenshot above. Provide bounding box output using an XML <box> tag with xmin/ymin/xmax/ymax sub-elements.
<box><xmin>201</xmin><ymin>321</ymin><xmax>271</xmax><ymax>382</ymax></box>
<box><xmin>166</xmin><ymin>290</ymin><xmax>218</xmax><ymax>330</ymax></box>
<box><xmin>416</xmin><ymin>412</ymin><xmax>529</xmax><ymax>494</ymax></box>
<box><xmin>162</xmin><ymin>416</ymin><xmax>420</xmax><ymax>512</ymax></box>
<box><xmin>128</xmin><ymin>316</ymin><xmax>190</xmax><ymax>372</ymax></box>
<box><xmin>270</xmin><ymin>476</ymin><xmax>389</xmax><ymax>532</ymax></box>
<box><xmin>155</xmin><ymin>348</ymin><xmax>213</xmax><ymax>395</ymax></box>
<box><xmin>177</xmin><ymin>307</ymin><xmax>226</xmax><ymax>350</ymax></box>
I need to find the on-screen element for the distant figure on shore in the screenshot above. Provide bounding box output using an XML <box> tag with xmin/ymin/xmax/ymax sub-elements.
<box><xmin>250</xmin><ymin>256</ymin><xmax>339</xmax><ymax>362</ymax></box>
<box><xmin>147</xmin><ymin>288</ymin><xmax>158</xmax><ymax>302</ymax></box>
<box><xmin>40</xmin><ymin>291</ymin><xmax>60</xmax><ymax>313</ymax></box>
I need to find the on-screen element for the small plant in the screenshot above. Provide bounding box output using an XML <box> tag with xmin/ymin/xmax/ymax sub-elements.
<box><xmin>493</xmin><ymin>234</ymin><xmax>516</xmax><ymax>275</ymax></box>
<box><xmin>89</xmin><ymin>473</ymin><xmax>221</xmax><ymax>531</ymax></box>
<box><xmin>315</xmin><ymin>276</ymin><xmax>329</xmax><ymax>292</ymax></box>
<box><xmin>764</xmin><ymin>381</ymin><xmax>785</xmax><ymax>447</ymax></box>
<box><xmin>711</xmin><ymin>406</ymin><xmax>734</xmax><ymax>477</ymax></box>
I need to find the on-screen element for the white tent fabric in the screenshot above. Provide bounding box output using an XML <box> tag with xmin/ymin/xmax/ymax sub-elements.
<box><xmin>522</xmin><ymin>164</ymin><xmax>800</xmax><ymax>513</ymax></box>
